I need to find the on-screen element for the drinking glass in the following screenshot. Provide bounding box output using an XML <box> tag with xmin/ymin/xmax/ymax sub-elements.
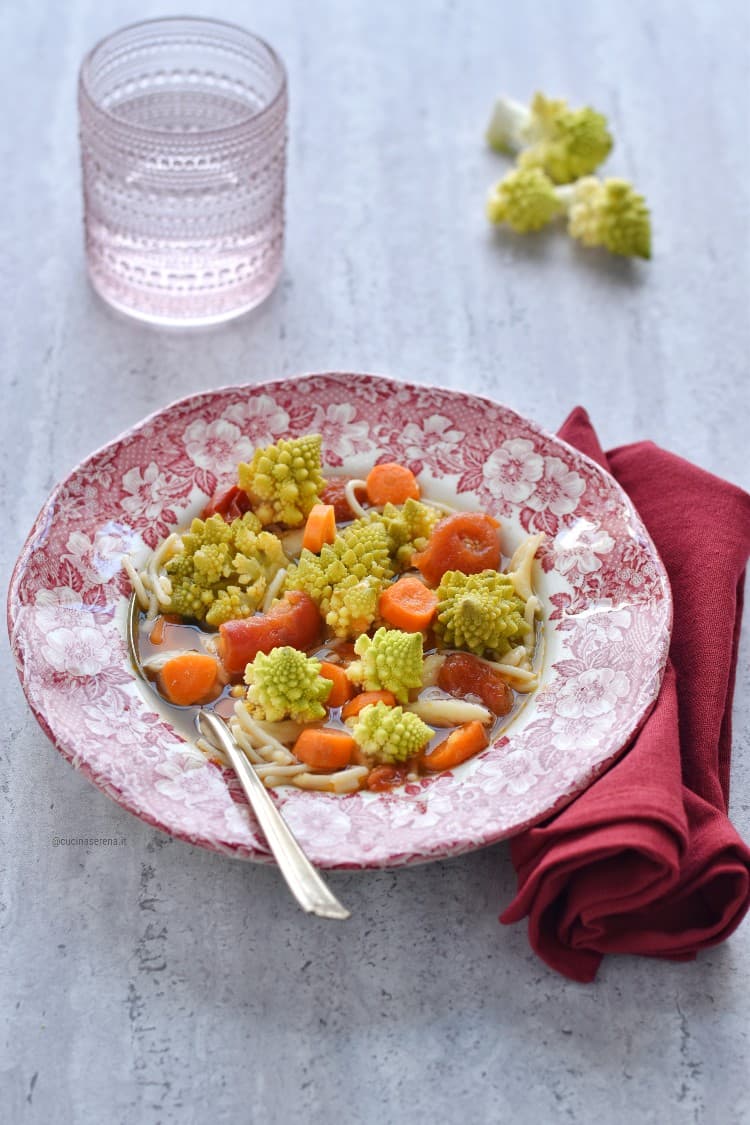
<box><xmin>78</xmin><ymin>17</ymin><xmax>287</xmax><ymax>326</ymax></box>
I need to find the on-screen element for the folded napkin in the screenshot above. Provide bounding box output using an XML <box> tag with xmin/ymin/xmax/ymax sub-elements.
<box><xmin>500</xmin><ymin>408</ymin><xmax>750</xmax><ymax>982</ymax></box>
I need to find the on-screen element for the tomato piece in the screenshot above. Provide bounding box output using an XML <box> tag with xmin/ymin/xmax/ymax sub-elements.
<box><xmin>367</xmin><ymin>765</ymin><xmax>408</xmax><ymax>791</ymax></box>
<box><xmin>201</xmin><ymin>485</ymin><xmax>253</xmax><ymax>523</ymax></box>
<box><xmin>438</xmin><ymin>652</ymin><xmax>514</xmax><ymax>716</ymax></box>
<box><xmin>412</xmin><ymin>512</ymin><xmax>501</xmax><ymax>586</ymax></box>
<box><xmin>320</xmin><ymin>477</ymin><xmax>363</xmax><ymax>521</ymax></box>
<box><xmin>218</xmin><ymin>591</ymin><xmax>322</xmax><ymax>678</ymax></box>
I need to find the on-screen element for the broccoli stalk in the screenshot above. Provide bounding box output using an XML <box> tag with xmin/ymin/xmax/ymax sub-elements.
<box><xmin>487</xmin><ymin>169</ymin><xmax>651</xmax><ymax>259</ymax></box>
<box><xmin>486</xmin><ymin>92</ymin><xmax>613</xmax><ymax>183</ymax></box>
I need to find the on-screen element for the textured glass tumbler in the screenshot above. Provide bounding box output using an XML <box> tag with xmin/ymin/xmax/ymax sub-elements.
<box><xmin>78</xmin><ymin>18</ymin><xmax>287</xmax><ymax>326</ymax></box>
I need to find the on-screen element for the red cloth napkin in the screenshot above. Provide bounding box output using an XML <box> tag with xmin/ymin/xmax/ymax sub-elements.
<box><xmin>500</xmin><ymin>408</ymin><xmax>750</xmax><ymax>982</ymax></box>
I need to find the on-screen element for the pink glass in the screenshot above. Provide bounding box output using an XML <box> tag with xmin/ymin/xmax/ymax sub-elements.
<box><xmin>78</xmin><ymin>17</ymin><xmax>287</xmax><ymax>326</ymax></box>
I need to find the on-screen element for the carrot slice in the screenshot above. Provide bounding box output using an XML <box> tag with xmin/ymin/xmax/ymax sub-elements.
<box><xmin>302</xmin><ymin>503</ymin><xmax>336</xmax><ymax>553</ymax></box>
<box><xmin>149</xmin><ymin>613</ymin><xmax>182</xmax><ymax>645</ymax></box>
<box><xmin>421</xmin><ymin>721</ymin><xmax>489</xmax><ymax>772</ymax></box>
<box><xmin>365</xmin><ymin>462</ymin><xmax>421</xmax><ymax>506</ymax></box>
<box><xmin>149</xmin><ymin>616</ymin><xmax>167</xmax><ymax>646</ymax></box>
<box><xmin>319</xmin><ymin>661</ymin><xmax>355</xmax><ymax>708</ymax></box>
<box><xmin>293</xmin><ymin>728</ymin><xmax>356</xmax><ymax>770</ymax></box>
<box><xmin>412</xmin><ymin>512</ymin><xmax>501</xmax><ymax>586</ymax></box>
<box><xmin>159</xmin><ymin>652</ymin><xmax>220</xmax><ymax>706</ymax></box>
<box><xmin>341</xmin><ymin>691</ymin><xmax>397</xmax><ymax>720</ymax></box>
<box><xmin>379</xmin><ymin>577</ymin><xmax>438</xmax><ymax>631</ymax></box>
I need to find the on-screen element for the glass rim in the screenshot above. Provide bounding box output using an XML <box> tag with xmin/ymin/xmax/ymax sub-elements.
<box><xmin>78</xmin><ymin>15</ymin><xmax>287</xmax><ymax>140</ymax></box>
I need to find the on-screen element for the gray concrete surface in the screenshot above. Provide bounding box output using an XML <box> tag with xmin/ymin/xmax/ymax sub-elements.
<box><xmin>2</xmin><ymin>1</ymin><xmax>749</xmax><ymax>1122</ymax></box>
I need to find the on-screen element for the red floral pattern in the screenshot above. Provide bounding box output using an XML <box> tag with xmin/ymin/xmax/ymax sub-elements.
<box><xmin>7</xmin><ymin>374</ymin><xmax>672</xmax><ymax>868</ymax></box>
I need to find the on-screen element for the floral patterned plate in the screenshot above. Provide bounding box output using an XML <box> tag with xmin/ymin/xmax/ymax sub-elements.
<box><xmin>7</xmin><ymin>374</ymin><xmax>671</xmax><ymax>868</ymax></box>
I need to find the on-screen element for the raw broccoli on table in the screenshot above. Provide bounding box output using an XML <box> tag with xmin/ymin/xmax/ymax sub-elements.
<box><xmin>486</xmin><ymin>92</ymin><xmax>613</xmax><ymax>184</ymax></box>
<box><xmin>487</xmin><ymin>169</ymin><xmax>651</xmax><ymax>259</ymax></box>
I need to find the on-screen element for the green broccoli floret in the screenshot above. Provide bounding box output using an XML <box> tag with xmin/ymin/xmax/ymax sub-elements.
<box><xmin>560</xmin><ymin>176</ymin><xmax>651</xmax><ymax>259</ymax></box>
<box><xmin>243</xmin><ymin>647</ymin><xmax>332</xmax><ymax>722</ymax></box>
<box><xmin>486</xmin><ymin>92</ymin><xmax>613</xmax><ymax>183</ymax></box>
<box><xmin>238</xmin><ymin>434</ymin><xmax>326</xmax><ymax>527</ymax></box>
<box><xmin>486</xmin><ymin>167</ymin><xmax>564</xmax><ymax>233</ymax></box>
<box><xmin>285</xmin><ymin>521</ymin><xmax>394</xmax><ymax>637</ymax></box>
<box><xmin>487</xmin><ymin>169</ymin><xmax>651</xmax><ymax>259</ymax></box>
<box><xmin>350</xmin><ymin>702</ymin><xmax>433</xmax><ymax>764</ymax></box>
<box><xmin>353</xmin><ymin>499</ymin><xmax>441</xmax><ymax>570</ymax></box>
<box><xmin>435</xmin><ymin>570</ymin><xmax>528</xmax><ymax>659</ymax></box>
<box><xmin>346</xmin><ymin>627</ymin><xmax>423</xmax><ymax>704</ymax></box>
<box><xmin>326</xmin><ymin>576</ymin><xmax>382</xmax><ymax>639</ymax></box>
<box><xmin>165</xmin><ymin>512</ymin><xmax>287</xmax><ymax>625</ymax></box>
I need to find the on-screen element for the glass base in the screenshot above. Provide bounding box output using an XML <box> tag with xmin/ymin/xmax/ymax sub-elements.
<box><xmin>88</xmin><ymin>267</ymin><xmax>281</xmax><ymax>328</ymax></box>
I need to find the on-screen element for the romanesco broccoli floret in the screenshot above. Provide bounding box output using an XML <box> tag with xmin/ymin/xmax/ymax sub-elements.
<box><xmin>285</xmin><ymin>521</ymin><xmax>393</xmax><ymax>637</ymax></box>
<box><xmin>352</xmin><ymin>499</ymin><xmax>441</xmax><ymax>569</ymax></box>
<box><xmin>435</xmin><ymin>570</ymin><xmax>528</xmax><ymax>659</ymax></box>
<box><xmin>350</xmin><ymin>702</ymin><xmax>432</xmax><ymax>764</ymax></box>
<box><xmin>562</xmin><ymin>176</ymin><xmax>651</xmax><ymax>259</ymax></box>
<box><xmin>326</xmin><ymin>576</ymin><xmax>382</xmax><ymax>639</ymax></box>
<box><xmin>165</xmin><ymin>513</ymin><xmax>287</xmax><ymax>625</ymax></box>
<box><xmin>346</xmin><ymin>627</ymin><xmax>424</xmax><ymax>703</ymax></box>
<box><xmin>237</xmin><ymin>434</ymin><xmax>326</xmax><ymax>527</ymax></box>
<box><xmin>486</xmin><ymin>167</ymin><xmax>564</xmax><ymax>233</ymax></box>
<box><xmin>243</xmin><ymin>646</ymin><xmax>331</xmax><ymax>722</ymax></box>
<box><xmin>486</xmin><ymin>92</ymin><xmax>612</xmax><ymax>183</ymax></box>
<box><xmin>487</xmin><ymin>169</ymin><xmax>651</xmax><ymax>259</ymax></box>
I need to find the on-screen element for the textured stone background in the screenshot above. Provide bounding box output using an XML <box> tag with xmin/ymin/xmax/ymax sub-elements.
<box><xmin>2</xmin><ymin>1</ymin><xmax>748</xmax><ymax>1122</ymax></box>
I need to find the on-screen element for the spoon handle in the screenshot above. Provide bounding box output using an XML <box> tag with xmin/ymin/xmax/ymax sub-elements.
<box><xmin>198</xmin><ymin>710</ymin><xmax>350</xmax><ymax>920</ymax></box>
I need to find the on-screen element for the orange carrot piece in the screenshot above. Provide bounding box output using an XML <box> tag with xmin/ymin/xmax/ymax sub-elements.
<box><xmin>159</xmin><ymin>652</ymin><xmax>220</xmax><ymax>706</ymax></box>
<box><xmin>365</xmin><ymin>462</ymin><xmax>421</xmax><ymax>506</ymax></box>
<box><xmin>421</xmin><ymin>721</ymin><xmax>489</xmax><ymax>772</ymax></box>
<box><xmin>293</xmin><ymin>728</ymin><xmax>356</xmax><ymax>770</ymax></box>
<box><xmin>341</xmin><ymin>691</ymin><xmax>397</xmax><ymax>720</ymax></box>
<box><xmin>149</xmin><ymin>614</ymin><xmax>181</xmax><ymax>646</ymax></box>
<box><xmin>379</xmin><ymin>577</ymin><xmax>438</xmax><ymax>631</ymax></box>
<box><xmin>149</xmin><ymin>616</ymin><xmax>167</xmax><ymax>645</ymax></box>
<box><xmin>302</xmin><ymin>503</ymin><xmax>336</xmax><ymax>553</ymax></box>
<box><xmin>319</xmin><ymin>661</ymin><xmax>355</xmax><ymax>708</ymax></box>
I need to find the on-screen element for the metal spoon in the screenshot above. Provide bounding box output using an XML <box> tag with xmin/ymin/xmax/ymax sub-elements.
<box><xmin>127</xmin><ymin>595</ymin><xmax>349</xmax><ymax>920</ymax></box>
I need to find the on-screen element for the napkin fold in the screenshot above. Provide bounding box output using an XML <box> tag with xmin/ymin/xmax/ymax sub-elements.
<box><xmin>500</xmin><ymin>408</ymin><xmax>750</xmax><ymax>982</ymax></box>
